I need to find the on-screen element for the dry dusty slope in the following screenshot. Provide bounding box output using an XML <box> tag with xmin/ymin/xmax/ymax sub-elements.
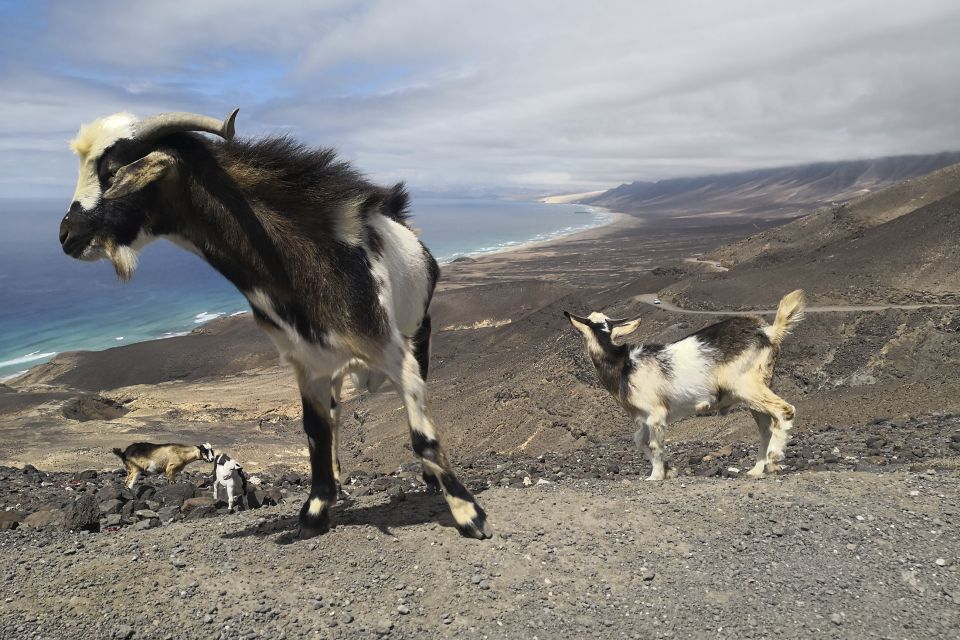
<box><xmin>1</xmin><ymin>466</ymin><xmax>959</xmax><ymax>640</ymax></box>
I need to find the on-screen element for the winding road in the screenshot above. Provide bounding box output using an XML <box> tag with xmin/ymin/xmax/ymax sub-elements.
<box><xmin>634</xmin><ymin>293</ymin><xmax>956</xmax><ymax>316</ymax></box>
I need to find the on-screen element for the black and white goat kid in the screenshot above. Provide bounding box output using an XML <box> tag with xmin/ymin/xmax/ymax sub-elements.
<box><xmin>565</xmin><ymin>290</ymin><xmax>805</xmax><ymax>480</ymax></box>
<box><xmin>60</xmin><ymin>109</ymin><xmax>491</xmax><ymax>539</ymax></box>
<box><xmin>212</xmin><ymin>453</ymin><xmax>248</xmax><ymax>511</ymax></box>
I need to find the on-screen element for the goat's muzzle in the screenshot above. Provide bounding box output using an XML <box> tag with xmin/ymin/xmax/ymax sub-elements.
<box><xmin>59</xmin><ymin>205</ymin><xmax>93</xmax><ymax>258</ymax></box>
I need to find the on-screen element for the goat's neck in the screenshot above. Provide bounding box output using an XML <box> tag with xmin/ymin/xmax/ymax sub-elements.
<box><xmin>165</xmin><ymin>174</ymin><xmax>290</xmax><ymax>296</ymax></box>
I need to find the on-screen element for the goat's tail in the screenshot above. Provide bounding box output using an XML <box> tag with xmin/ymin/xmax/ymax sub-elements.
<box><xmin>111</xmin><ymin>447</ymin><xmax>126</xmax><ymax>461</ymax></box>
<box><xmin>766</xmin><ymin>289</ymin><xmax>806</xmax><ymax>346</ymax></box>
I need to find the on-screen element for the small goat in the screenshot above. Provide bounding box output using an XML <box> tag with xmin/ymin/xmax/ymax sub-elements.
<box><xmin>211</xmin><ymin>453</ymin><xmax>248</xmax><ymax>511</ymax></box>
<box><xmin>61</xmin><ymin>109</ymin><xmax>489</xmax><ymax>539</ymax></box>
<box><xmin>112</xmin><ymin>442</ymin><xmax>215</xmax><ymax>488</ymax></box>
<box><xmin>565</xmin><ymin>290</ymin><xmax>805</xmax><ymax>480</ymax></box>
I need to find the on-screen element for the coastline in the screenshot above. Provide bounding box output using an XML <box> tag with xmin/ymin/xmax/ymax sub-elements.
<box><xmin>3</xmin><ymin>201</ymin><xmax>626</xmax><ymax>383</ymax></box>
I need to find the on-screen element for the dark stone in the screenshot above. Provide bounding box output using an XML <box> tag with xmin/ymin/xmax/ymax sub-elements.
<box><xmin>606</xmin><ymin>463</ymin><xmax>621</xmax><ymax>474</ymax></box>
<box><xmin>99</xmin><ymin>499</ymin><xmax>124</xmax><ymax>515</ymax></box>
<box><xmin>246</xmin><ymin>489</ymin><xmax>263</xmax><ymax>509</ymax></box>
<box><xmin>181</xmin><ymin>496</ymin><xmax>217</xmax><ymax>514</ymax></box>
<box><xmin>0</xmin><ymin>511</ymin><xmax>24</xmax><ymax>530</ymax></box>
<box><xmin>865</xmin><ymin>436</ymin><xmax>886</xmax><ymax>449</ymax></box>
<box><xmin>153</xmin><ymin>483</ymin><xmax>197</xmax><ymax>508</ymax></box>
<box><xmin>695</xmin><ymin>465</ymin><xmax>721</xmax><ymax>478</ymax></box>
<box><xmin>184</xmin><ymin>505</ymin><xmax>217</xmax><ymax>520</ymax></box>
<box><xmin>135</xmin><ymin>485</ymin><xmax>154</xmax><ymax>500</ymax></box>
<box><xmin>120</xmin><ymin>501</ymin><xmax>135</xmax><ymax>517</ymax></box>
<box><xmin>22</xmin><ymin>509</ymin><xmax>62</xmax><ymax>529</ymax></box>
<box><xmin>103</xmin><ymin>514</ymin><xmax>124</xmax><ymax>528</ymax></box>
<box><xmin>96</xmin><ymin>484</ymin><xmax>124</xmax><ymax>503</ymax></box>
<box><xmin>265</xmin><ymin>487</ymin><xmax>284</xmax><ymax>505</ymax></box>
<box><xmin>77</xmin><ymin>470</ymin><xmax>98</xmax><ymax>481</ymax></box>
<box><xmin>22</xmin><ymin>464</ymin><xmax>39</xmax><ymax>475</ymax></box>
<box><xmin>63</xmin><ymin>495</ymin><xmax>100</xmax><ymax>531</ymax></box>
<box><xmin>158</xmin><ymin>506</ymin><xmax>180</xmax><ymax>523</ymax></box>
<box><xmin>131</xmin><ymin>518</ymin><xmax>159</xmax><ymax>530</ymax></box>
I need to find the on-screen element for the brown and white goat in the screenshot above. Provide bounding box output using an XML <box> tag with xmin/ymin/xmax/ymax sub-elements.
<box><xmin>565</xmin><ymin>290</ymin><xmax>805</xmax><ymax>480</ymax></box>
<box><xmin>112</xmin><ymin>442</ymin><xmax>215</xmax><ymax>488</ymax></box>
<box><xmin>60</xmin><ymin>109</ymin><xmax>490</xmax><ymax>539</ymax></box>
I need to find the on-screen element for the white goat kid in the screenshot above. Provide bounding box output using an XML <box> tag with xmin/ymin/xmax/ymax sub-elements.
<box><xmin>565</xmin><ymin>290</ymin><xmax>805</xmax><ymax>480</ymax></box>
<box><xmin>212</xmin><ymin>454</ymin><xmax>248</xmax><ymax>511</ymax></box>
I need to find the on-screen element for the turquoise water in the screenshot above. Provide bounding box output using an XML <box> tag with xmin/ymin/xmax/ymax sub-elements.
<box><xmin>0</xmin><ymin>197</ymin><xmax>609</xmax><ymax>379</ymax></box>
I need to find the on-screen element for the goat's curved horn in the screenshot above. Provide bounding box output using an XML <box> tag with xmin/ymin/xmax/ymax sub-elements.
<box><xmin>133</xmin><ymin>108</ymin><xmax>239</xmax><ymax>142</ymax></box>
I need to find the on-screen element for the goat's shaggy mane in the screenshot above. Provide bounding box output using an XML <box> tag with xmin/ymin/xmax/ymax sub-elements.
<box><xmin>216</xmin><ymin>135</ymin><xmax>410</xmax><ymax>226</ymax></box>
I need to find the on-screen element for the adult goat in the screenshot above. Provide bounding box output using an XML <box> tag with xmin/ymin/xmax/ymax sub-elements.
<box><xmin>59</xmin><ymin>109</ymin><xmax>491</xmax><ymax>539</ymax></box>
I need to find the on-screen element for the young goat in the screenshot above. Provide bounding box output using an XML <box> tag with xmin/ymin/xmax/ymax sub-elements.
<box><xmin>60</xmin><ymin>109</ymin><xmax>490</xmax><ymax>539</ymax></box>
<box><xmin>211</xmin><ymin>453</ymin><xmax>248</xmax><ymax>511</ymax></box>
<box><xmin>112</xmin><ymin>442</ymin><xmax>215</xmax><ymax>488</ymax></box>
<box><xmin>565</xmin><ymin>290</ymin><xmax>805</xmax><ymax>480</ymax></box>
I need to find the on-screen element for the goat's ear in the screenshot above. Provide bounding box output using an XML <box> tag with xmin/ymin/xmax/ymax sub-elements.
<box><xmin>610</xmin><ymin>317</ymin><xmax>642</xmax><ymax>341</ymax></box>
<box><xmin>563</xmin><ymin>311</ymin><xmax>591</xmax><ymax>333</ymax></box>
<box><xmin>103</xmin><ymin>151</ymin><xmax>176</xmax><ymax>200</ymax></box>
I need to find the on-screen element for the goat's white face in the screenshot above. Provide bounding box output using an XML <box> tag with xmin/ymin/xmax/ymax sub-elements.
<box><xmin>564</xmin><ymin>310</ymin><xmax>643</xmax><ymax>349</ymax></box>
<box><xmin>60</xmin><ymin>109</ymin><xmax>238</xmax><ymax>281</ymax></box>
<box><xmin>60</xmin><ymin>113</ymin><xmax>171</xmax><ymax>280</ymax></box>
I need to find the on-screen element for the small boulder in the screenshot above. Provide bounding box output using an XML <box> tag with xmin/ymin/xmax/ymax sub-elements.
<box><xmin>0</xmin><ymin>511</ymin><xmax>25</xmax><ymax>530</ymax></box>
<box><xmin>131</xmin><ymin>518</ymin><xmax>159</xmax><ymax>530</ymax></box>
<box><xmin>96</xmin><ymin>484</ymin><xmax>124</xmax><ymax>503</ymax></box>
<box><xmin>157</xmin><ymin>506</ymin><xmax>180</xmax><ymax>523</ymax></box>
<box><xmin>22</xmin><ymin>509</ymin><xmax>63</xmax><ymax>529</ymax></box>
<box><xmin>99</xmin><ymin>499</ymin><xmax>124</xmax><ymax>515</ymax></box>
<box><xmin>184</xmin><ymin>505</ymin><xmax>217</xmax><ymax>520</ymax></box>
<box><xmin>153</xmin><ymin>483</ymin><xmax>196</xmax><ymax>508</ymax></box>
<box><xmin>62</xmin><ymin>495</ymin><xmax>100</xmax><ymax>531</ymax></box>
<box><xmin>181</xmin><ymin>496</ymin><xmax>217</xmax><ymax>515</ymax></box>
<box><xmin>77</xmin><ymin>469</ymin><xmax>98</xmax><ymax>481</ymax></box>
<box><xmin>265</xmin><ymin>487</ymin><xmax>284</xmax><ymax>505</ymax></box>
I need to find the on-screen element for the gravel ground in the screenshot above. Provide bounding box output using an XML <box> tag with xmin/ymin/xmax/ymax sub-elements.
<box><xmin>2</xmin><ymin>416</ymin><xmax>959</xmax><ymax>639</ymax></box>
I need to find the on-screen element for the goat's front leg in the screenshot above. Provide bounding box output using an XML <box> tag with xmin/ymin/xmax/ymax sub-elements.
<box><xmin>295</xmin><ymin>373</ymin><xmax>337</xmax><ymax>538</ymax></box>
<box><xmin>384</xmin><ymin>346</ymin><xmax>491</xmax><ymax>539</ymax></box>
<box><xmin>644</xmin><ymin>409</ymin><xmax>674</xmax><ymax>481</ymax></box>
<box><xmin>226</xmin><ymin>482</ymin><xmax>235</xmax><ymax>511</ymax></box>
<box><xmin>330</xmin><ymin>373</ymin><xmax>344</xmax><ymax>496</ymax></box>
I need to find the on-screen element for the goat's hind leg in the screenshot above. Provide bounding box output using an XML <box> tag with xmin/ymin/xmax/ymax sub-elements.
<box><xmin>411</xmin><ymin>316</ymin><xmax>441</xmax><ymax>493</ymax></box>
<box><xmin>385</xmin><ymin>344</ymin><xmax>491</xmax><ymax>539</ymax></box>
<box><xmin>744</xmin><ymin>386</ymin><xmax>795</xmax><ymax>476</ymax></box>
<box><xmin>747</xmin><ymin>410</ymin><xmax>774</xmax><ymax>478</ymax></box>
<box><xmin>295</xmin><ymin>372</ymin><xmax>338</xmax><ymax>538</ymax></box>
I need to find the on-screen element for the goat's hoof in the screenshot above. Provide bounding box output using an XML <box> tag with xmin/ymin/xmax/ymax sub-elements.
<box><xmin>297</xmin><ymin>504</ymin><xmax>331</xmax><ymax>539</ymax></box>
<box><xmin>764</xmin><ymin>462</ymin><xmax>783</xmax><ymax>474</ymax></box>
<box><xmin>454</xmin><ymin>504</ymin><xmax>493</xmax><ymax>540</ymax></box>
<box><xmin>645</xmin><ymin>475</ymin><xmax>664</xmax><ymax>482</ymax></box>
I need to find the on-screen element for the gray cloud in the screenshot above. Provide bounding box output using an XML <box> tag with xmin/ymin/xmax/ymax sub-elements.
<box><xmin>2</xmin><ymin>0</ymin><xmax>959</xmax><ymax>199</ymax></box>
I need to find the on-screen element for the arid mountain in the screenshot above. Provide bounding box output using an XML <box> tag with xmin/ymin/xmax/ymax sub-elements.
<box><xmin>665</xmin><ymin>161</ymin><xmax>960</xmax><ymax>308</ymax></box>
<box><xmin>584</xmin><ymin>151</ymin><xmax>960</xmax><ymax>218</ymax></box>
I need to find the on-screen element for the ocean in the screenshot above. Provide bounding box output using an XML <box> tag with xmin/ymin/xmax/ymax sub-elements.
<box><xmin>0</xmin><ymin>197</ymin><xmax>609</xmax><ymax>379</ymax></box>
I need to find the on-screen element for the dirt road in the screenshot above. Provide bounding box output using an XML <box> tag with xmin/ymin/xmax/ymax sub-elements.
<box><xmin>634</xmin><ymin>293</ymin><xmax>957</xmax><ymax>316</ymax></box>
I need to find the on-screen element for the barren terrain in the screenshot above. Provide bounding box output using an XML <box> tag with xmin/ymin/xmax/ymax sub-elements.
<box><xmin>3</xmin><ymin>165</ymin><xmax>960</xmax><ymax>638</ymax></box>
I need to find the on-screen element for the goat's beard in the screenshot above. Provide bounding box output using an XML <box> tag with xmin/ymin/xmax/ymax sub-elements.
<box><xmin>104</xmin><ymin>239</ymin><xmax>139</xmax><ymax>282</ymax></box>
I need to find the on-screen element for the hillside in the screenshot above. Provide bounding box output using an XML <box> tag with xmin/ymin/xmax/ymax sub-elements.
<box><xmin>584</xmin><ymin>151</ymin><xmax>960</xmax><ymax>218</ymax></box>
<box><xmin>663</xmin><ymin>162</ymin><xmax>960</xmax><ymax>309</ymax></box>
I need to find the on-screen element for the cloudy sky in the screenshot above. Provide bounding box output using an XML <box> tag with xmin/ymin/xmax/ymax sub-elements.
<box><xmin>1</xmin><ymin>0</ymin><xmax>959</xmax><ymax>198</ymax></box>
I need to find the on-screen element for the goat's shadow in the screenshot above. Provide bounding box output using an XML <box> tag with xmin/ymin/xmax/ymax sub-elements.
<box><xmin>222</xmin><ymin>489</ymin><xmax>483</xmax><ymax>544</ymax></box>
